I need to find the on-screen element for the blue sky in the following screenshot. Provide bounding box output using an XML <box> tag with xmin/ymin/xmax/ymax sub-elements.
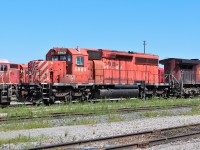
<box><xmin>0</xmin><ymin>0</ymin><xmax>200</xmax><ymax>64</ymax></box>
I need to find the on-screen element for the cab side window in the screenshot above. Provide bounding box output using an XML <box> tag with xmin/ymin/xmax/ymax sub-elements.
<box><xmin>76</xmin><ymin>57</ymin><xmax>84</xmax><ymax>66</ymax></box>
<box><xmin>46</xmin><ymin>56</ymin><xmax>51</xmax><ymax>60</ymax></box>
<box><xmin>67</xmin><ymin>54</ymin><xmax>72</xmax><ymax>62</ymax></box>
<box><xmin>0</xmin><ymin>64</ymin><xmax>7</xmax><ymax>71</ymax></box>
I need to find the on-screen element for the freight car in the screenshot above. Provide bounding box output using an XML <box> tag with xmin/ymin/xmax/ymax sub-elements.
<box><xmin>17</xmin><ymin>47</ymin><xmax>168</xmax><ymax>104</ymax></box>
<box><xmin>160</xmin><ymin>58</ymin><xmax>200</xmax><ymax>98</ymax></box>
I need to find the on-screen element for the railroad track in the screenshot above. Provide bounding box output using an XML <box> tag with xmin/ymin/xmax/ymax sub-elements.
<box><xmin>116</xmin><ymin>104</ymin><xmax>199</xmax><ymax>111</ymax></box>
<box><xmin>0</xmin><ymin>112</ymin><xmax>95</xmax><ymax>122</ymax></box>
<box><xmin>29</xmin><ymin>123</ymin><xmax>200</xmax><ymax>150</ymax></box>
<box><xmin>0</xmin><ymin>104</ymin><xmax>198</xmax><ymax>122</ymax></box>
<box><xmin>1</xmin><ymin>98</ymin><xmax>135</xmax><ymax>108</ymax></box>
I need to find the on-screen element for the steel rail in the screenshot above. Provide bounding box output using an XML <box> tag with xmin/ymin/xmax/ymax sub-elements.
<box><xmin>28</xmin><ymin>123</ymin><xmax>200</xmax><ymax>150</ymax></box>
<box><xmin>0</xmin><ymin>112</ymin><xmax>95</xmax><ymax>122</ymax></box>
<box><xmin>0</xmin><ymin>104</ymin><xmax>198</xmax><ymax>122</ymax></box>
<box><xmin>105</xmin><ymin>131</ymin><xmax>200</xmax><ymax>149</ymax></box>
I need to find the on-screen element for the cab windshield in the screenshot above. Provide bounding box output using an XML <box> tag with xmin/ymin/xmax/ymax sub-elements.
<box><xmin>52</xmin><ymin>56</ymin><xmax>58</xmax><ymax>61</ymax></box>
<box><xmin>60</xmin><ymin>55</ymin><xmax>66</xmax><ymax>61</ymax></box>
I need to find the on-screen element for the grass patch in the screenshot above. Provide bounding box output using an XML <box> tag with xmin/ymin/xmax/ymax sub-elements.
<box><xmin>179</xmin><ymin>106</ymin><xmax>200</xmax><ymax>116</ymax></box>
<box><xmin>0</xmin><ymin>120</ymin><xmax>53</xmax><ymax>132</ymax></box>
<box><xmin>67</xmin><ymin>117</ymin><xmax>96</xmax><ymax>125</ymax></box>
<box><xmin>1</xmin><ymin>98</ymin><xmax>200</xmax><ymax>119</ymax></box>
<box><xmin>143</xmin><ymin>111</ymin><xmax>181</xmax><ymax>117</ymax></box>
<box><xmin>66</xmin><ymin>113</ymin><xmax>125</xmax><ymax>126</ymax></box>
<box><xmin>108</xmin><ymin>114</ymin><xmax>124</xmax><ymax>122</ymax></box>
<box><xmin>0</xmin><ymin>101</ymin><xmax>199</xmax><ymax>130</ymax></box>
<box><xmin>191</xmin><ymin>107</ymin><xmax>200</xmax><ymax>113</ymax></box>
<box><xmin>143</xmin><ymin>111</ymin><xmax>159</xmax><ymax>117</ymax></box>
<box><xmin>143</xmin><ymin>106</ymin><xmax>200</xmax><ymax>117</ymax></box>
<box><xmin>0</xmin><ymin>134</ymin><xmax>46</xmax><ymax>147</ymax></box>
<box><xmin>0</xmin><ymin>135</ymin><xmax>35</xmax><ymax>147</ymax></box>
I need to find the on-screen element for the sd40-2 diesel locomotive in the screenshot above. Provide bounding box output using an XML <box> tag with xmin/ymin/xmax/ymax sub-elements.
<box><xmin>1</xmin><ymin>47</ymin><xmax>200</xmax><ymax>105</ymax></box>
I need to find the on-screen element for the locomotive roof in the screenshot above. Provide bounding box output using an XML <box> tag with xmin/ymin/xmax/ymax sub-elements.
<box><xmin>67</xmin><ymin>48</ymin><xmax>88</xmax><ymax>55</ymax></box>
<box><xmin>159</xmin><ymin>58</ymin><xmax>200</xmax><ymax>65</ymax></box>
<box><xmin>0</xmin><ymin>59</ymin><xmax>9</xmax><ymax>63</ymax></box>
<box><xmin>48</xmin><ymin>47</ymin><xmax>158</xmax><ymax>57</ymax></box>
<box><xmin>48</xmin><ymin>48</ymin><xmax>88</xmax><ymax>55</ymax></box>
<box><xmin>0</xmin><ymin>59</ymin><xmax>18</xmax><ymax>64</ymax></box>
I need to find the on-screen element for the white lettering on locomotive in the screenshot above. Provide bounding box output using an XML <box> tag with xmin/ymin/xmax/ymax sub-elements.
<box><xmin>57</xmin><ymin>51</ymin><xmax>66</xmax><ymax>55</ymax></box>
<box><xmin>74</xmin><ymin>67</ymin><xmax>86</xmax><ymax>72</ymax></box>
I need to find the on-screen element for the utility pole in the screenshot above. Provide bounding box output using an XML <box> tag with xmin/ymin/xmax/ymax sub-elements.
<box><xmin>143</xmin><ymin>41</ymin><xmax>147</xmax><ymax>99</ymax></box>
<box><xmin>143</xmin><ymin>41</ymin><xmax>146</xmax><ymax>53</ymax></box>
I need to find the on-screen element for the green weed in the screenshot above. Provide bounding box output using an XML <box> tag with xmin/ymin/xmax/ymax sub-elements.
<box><xmin>0</xmin><ymin>120</ymin><xmax>52</xmax><ymax>132</ymax></box>
<box><xmin>68</xmin><ymin>117</ymin><xmax>96</xmax><ymax>125</ymax></box>
<box><xmin>143</xmin><ymin>111</ymin><xmax>159</xmax><ymax>117</ymax></box>
<box><xmin>0</xmin><ymin>134</ymin><xmax>46</xmax><ymax>147</ymax></box>
<box><xmin>1</xmin><ymin>98</ymin><xmax>200</xmax><ymax>119</ymax></box>
<box><xmin>108</xmin><ymin>114</ymin><xmax>124</xmax><ymax>122</ymax></box>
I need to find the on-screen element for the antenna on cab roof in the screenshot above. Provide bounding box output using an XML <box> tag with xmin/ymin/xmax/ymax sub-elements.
<box><xmin>76</xmin><ymin>46</ymin><xmax>80</xmax><ymax>52</ymax></box>
<box><xmin>143</xmin><ymin>41</ymin><xmax>146</xmax><ymax>54</ymax></box>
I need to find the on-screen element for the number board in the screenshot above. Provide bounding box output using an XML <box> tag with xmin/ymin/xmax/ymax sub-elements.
<box><xmin>57</xmin><ymin>51</ymin><xmax>66</xmax><ymax>55</ymax></box>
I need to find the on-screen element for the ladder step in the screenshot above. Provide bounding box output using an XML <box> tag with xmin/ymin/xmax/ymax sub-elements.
<box><xmin>1</xmin><ymin>96</ymin><xmax>8</xmax><ymax>98</ymax></box>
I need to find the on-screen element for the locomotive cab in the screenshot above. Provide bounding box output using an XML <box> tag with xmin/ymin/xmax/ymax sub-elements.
<box><xmin>46</xmin><ymin>48</ymin><xmax>88</xmax><ymax>83</ymax></box>
<box><xmin>0</xmin><ymin>60</ymin><xmax>20</xmax><ymax>84</ymax></box>
<box><xmin>46</xmin><ymin>48</ymin><xmax>72</xmax><ymax>75</ymax></box>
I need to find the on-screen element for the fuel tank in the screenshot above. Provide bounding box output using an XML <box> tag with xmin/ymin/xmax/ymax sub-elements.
<box><xmin>114</xmin><ymin>84</ymin><xmax>138</xmax><ymax>89</ymax></box>
<box><xmin>96</xmin><ymin>89</ymin><xmax>139</xmax><ymax>98</ymax></box>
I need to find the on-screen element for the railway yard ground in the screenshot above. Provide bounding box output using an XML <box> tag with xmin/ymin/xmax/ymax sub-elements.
<box><xmin>0</xmin><ymin>98</ymin><xmax>200</xmax><ymax>150</ymax></box>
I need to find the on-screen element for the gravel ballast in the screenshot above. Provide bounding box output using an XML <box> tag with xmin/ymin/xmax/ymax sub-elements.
<box><xmin>1</xmin><ymin>114</ymin><xmax>200</xmax><ymax>149</ymax></box>
<box><xmin>141</xmin><ymin>138</ymin><xmax>200</xmax><ymax>150</ymax></box>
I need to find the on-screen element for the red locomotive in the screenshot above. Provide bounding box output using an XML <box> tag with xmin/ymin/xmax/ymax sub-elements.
<box><xmin>0</xmin><ymin>59</ymin><xmax>20</xmax><ymax>84</ymax></box>
<box><xmin>0</xmin><ymin>59</ymin><xmax>28</xmax><ymax>85</ymax></box>
<box><xmin>0</xmin><ymin>60</ymin><xmax>27</xmax><ymax>104</ymax></box>
<box><xmin>29</xmin><ymin>47</ymin><xmax>159</xmax><ymax>84</ymax></box>
<box><xmin>17</xmin><ymin>47</ymin><xmax>164</xmax><ymax>104</ymax></box>
<box><xmin>2</xmin><ymin>47</ymin><xmax>200</xmax><ymax>105</ymax></box>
